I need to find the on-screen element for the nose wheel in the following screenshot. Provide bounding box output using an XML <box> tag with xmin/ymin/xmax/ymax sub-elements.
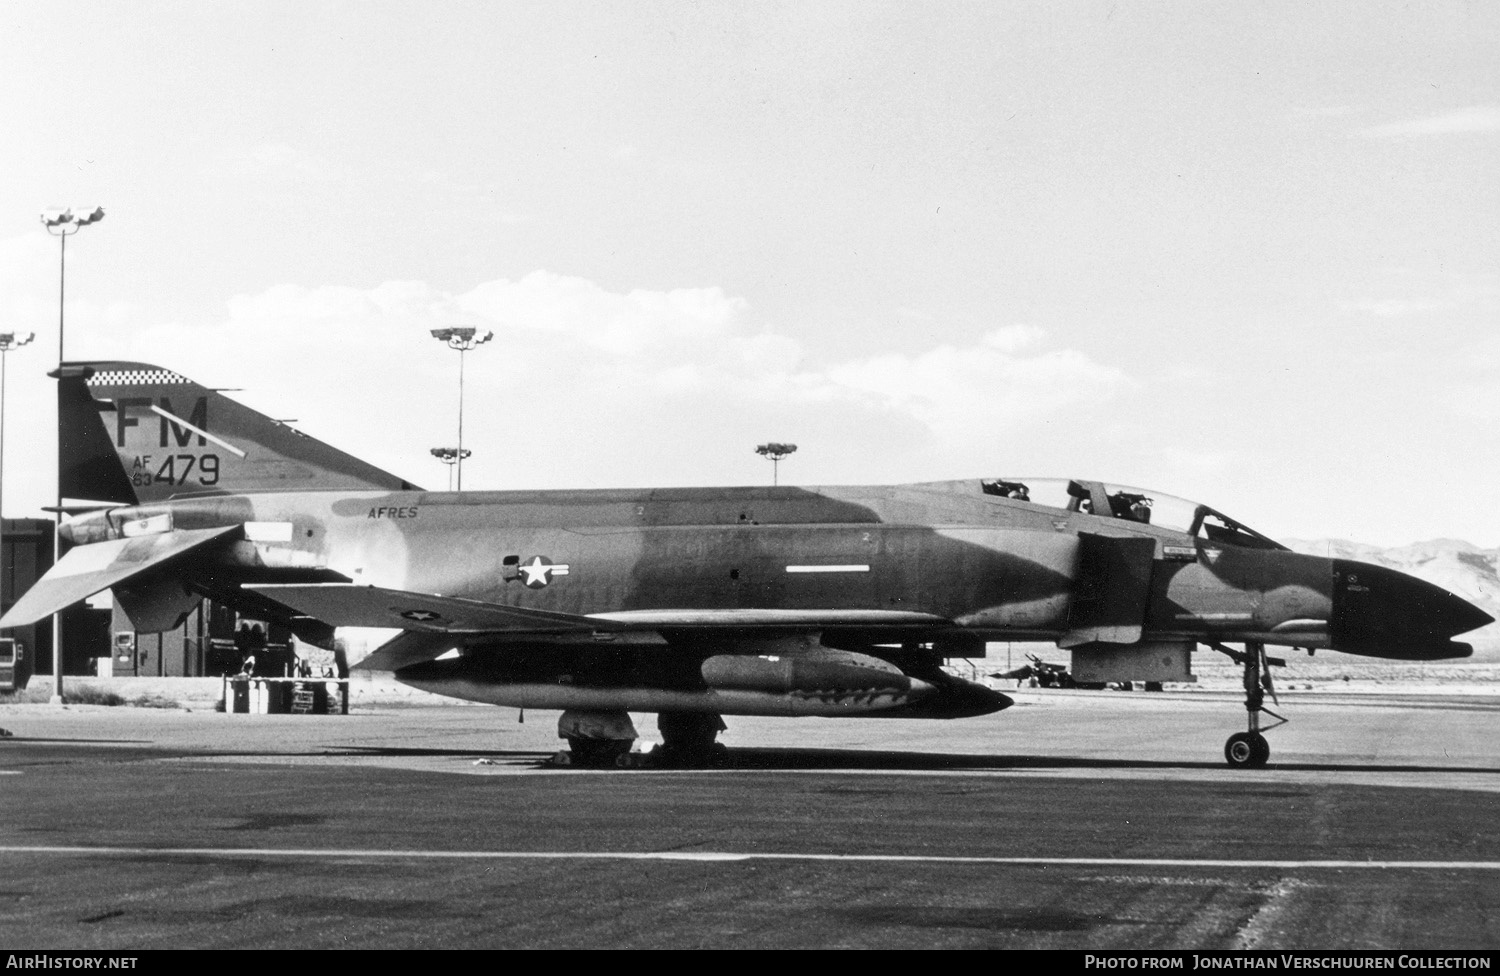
<box><xmin>1224</xmin><ymin>730</ymin><xmax>1270</xmax><ymax>768</ymax></box>
<box><xmin>1210</xmin><ymin>641</ymin><xmax>1286</xmax><ymax>769</ymax></box>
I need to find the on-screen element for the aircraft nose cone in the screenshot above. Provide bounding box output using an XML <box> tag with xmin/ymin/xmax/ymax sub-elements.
<box><xmin>1452</xmin><ymin>597</ymin><xmax>1497</xmax><ymax>636</ymax></box>
<box><xmin>1331</xmin><ymin>559</ymin><xmax>1493</xmax><ymax>659</ymax></box>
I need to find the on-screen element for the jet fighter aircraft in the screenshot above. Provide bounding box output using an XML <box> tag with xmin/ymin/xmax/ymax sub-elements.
<box><xmin>4</xmin><ymin>362</ymin><xmax>1490</xmax><ymax>767</ymax></box>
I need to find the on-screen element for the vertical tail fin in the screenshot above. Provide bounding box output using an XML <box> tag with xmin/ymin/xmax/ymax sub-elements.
<box><xmin>61</xmin><ymin>361</ymin><xmax>421</xmax><ymax>503</ymax></box>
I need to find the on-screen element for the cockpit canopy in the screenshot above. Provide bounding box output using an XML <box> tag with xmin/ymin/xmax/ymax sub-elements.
<box><xmin>980</xmin><ymin>478</ymin><xmax>1286</xmax><ymax>551</ymax></box>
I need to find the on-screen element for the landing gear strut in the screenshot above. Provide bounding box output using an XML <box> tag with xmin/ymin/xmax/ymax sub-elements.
<box><xmin>1210</xmin><ymin>641</ymin><xmax>1286</xmax><ymax>769</ymax></box>
<box><xmin>651</xmin><ymin>712</ymin><xmax>728</xmax><ymax>767</ymax></box>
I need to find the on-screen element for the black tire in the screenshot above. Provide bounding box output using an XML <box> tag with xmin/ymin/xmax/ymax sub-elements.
<box><xmin>568</xmin><ymin>738</ymin><xmax>632</xmax><ymax>766</ymax></box>
<box><xmin>1249</xmin><ymin>732</ymin><xmax>1271</xmax><ymax>767</ymax></box>
<box><xmin>1225</xmin><ymin>732</ymin><xmax>1258</xmax><ymax>768</ymax></box>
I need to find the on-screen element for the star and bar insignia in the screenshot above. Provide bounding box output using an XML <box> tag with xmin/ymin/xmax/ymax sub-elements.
<box><xmin>517</xmin><ymin>555</ymin><xmax>570</xmax><ymax>589</ymax></box>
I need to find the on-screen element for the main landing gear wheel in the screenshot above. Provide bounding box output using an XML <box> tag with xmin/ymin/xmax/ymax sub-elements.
<box><xmin>560</xmin><ymin>738</ymin><xmax>634</xmax><ymax>766</ymax></box>
<box><xmin>651</xmin><ymin>712</ymin><xmax>728</xmax><ymax>767</ymax></box>
<box><xmin>1224</xmin><ymin>731</ymin><xmax>1270</xmax><ymax>768</ymax></box>
<box><xmin>552</xmin><ymin>709</ymin><xmax>639</xmax><ymax>767</ymax></box>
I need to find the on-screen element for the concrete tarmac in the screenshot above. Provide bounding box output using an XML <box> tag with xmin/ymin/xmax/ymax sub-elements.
<box><xmin>1</xmin><ymin>687</ymin><xmax>1497</xmax><ymax>949</ymax></box>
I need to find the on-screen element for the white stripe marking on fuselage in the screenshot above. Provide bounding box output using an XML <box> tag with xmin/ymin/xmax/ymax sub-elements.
<box><xmin>785</xmin><ymin>565</ymin><xmax>871</xmax><ymax>574</ymax></box>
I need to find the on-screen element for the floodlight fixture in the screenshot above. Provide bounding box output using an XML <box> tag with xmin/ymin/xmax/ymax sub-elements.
<box><xmin>429</xmin><ymin>327</ymin><xmax>492</xmax><ymax>490</ymax></box>
<box><xmin>429</xmin><ymin>327</ymin><xmax>493</xmax><ymax>350</ymax></box>
<box><xmin>430</xmin><ymin>446</ymin><xmax>472</xmax><ymax>491</ymax></box>
<box><xmin>41</xmin><ymin>206</ymin><xmax>105</xmax><ymax>230</ymax></box>
<box><xmin>755</xmin><ymin>442</ymin><xmax>798</xmax><ymax>485</ymax></box>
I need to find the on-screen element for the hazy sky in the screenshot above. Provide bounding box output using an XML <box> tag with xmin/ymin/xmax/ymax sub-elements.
<box><xmin>1</xmin><ymin>1</ymin><xmax>1495</xmax><ymax>546</ymax></box>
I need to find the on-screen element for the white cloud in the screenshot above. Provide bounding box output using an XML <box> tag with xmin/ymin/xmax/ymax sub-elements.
<box><xmin>825</xmin><ymin>326</ymin><xmax>1131</xmax><ymax>447</ymax></box>
<box><xmin>1360</xmin><ymin>106</ymin><xmax>1500</xmax><ymax>138</ymax></box>
<box><xmin>458</xmin><ymin>271</ymin><xmax>751</xmax><ymax>356</ymax></box>
<box><xmin>1338</xmin><ymin>272</ymin><xmax>1499</xmax><ymax>318</ymax></box>
<box><xmin>1</xmin><ymin>269</ymin><xmax>1133</xmax><ymax>511</ymax></box>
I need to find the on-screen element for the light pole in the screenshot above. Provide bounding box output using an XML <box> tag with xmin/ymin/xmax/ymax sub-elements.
<box><xmin>429</xmin><ymin>447</ymin><xmax>471</xmax><ymax>491</ymax></box>
<box><xmin>41</xmin><ymin>206</ymin><xmax>104</xmax><ymax>703</ymax></box>
<box><xmin>756</xmin><ymin>442</ymin><xmax>797</xmax><ymax>486</ymax></box>
<box><xmin>428</xmin><ymin>327</ymin><xmax>492</xmax><ymax>491</ymax></box>
<box><xmin>0</xmin><ymin>332</ymin><xmax>35</xmax><ymax>633</ymax></box>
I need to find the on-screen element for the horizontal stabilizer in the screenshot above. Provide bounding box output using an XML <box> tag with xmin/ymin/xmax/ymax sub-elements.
<box><xmin>247</xmin><ymin>584</ymin><xmax>605</xmax><ymax>633</ymax></box>
<box><xmin>0</xmin><ymin>526</ymin><xmax>240</xmax><ymax>628</ymax></box>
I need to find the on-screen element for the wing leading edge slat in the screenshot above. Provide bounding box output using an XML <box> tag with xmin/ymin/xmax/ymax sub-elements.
<box><xmin>246</xmin><ymin>584</ymin><xmax>601</xmax><ymax>633</ymax></box>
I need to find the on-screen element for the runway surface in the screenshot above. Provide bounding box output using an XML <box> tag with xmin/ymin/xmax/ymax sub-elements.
<box><xmin>2</xmin><ymin>687</ymin><xmax>1497</xmax><ymax>949</ymax></box>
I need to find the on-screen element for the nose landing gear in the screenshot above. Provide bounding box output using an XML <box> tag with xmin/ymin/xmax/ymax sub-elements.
<box><xmin>1210</xmin><ymin>641</ymin><xmax>1286</xmax><ymax>768</ymax></box>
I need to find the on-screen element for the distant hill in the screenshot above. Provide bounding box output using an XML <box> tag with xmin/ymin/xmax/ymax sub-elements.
<box><xmin>1283</xmin><ymin>537</ymin><xmax>1500</xmax><ymax>648</ymax></box>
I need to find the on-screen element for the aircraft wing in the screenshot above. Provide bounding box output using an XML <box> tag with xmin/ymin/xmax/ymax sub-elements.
<box><xmin>247</xmin><ymin>584</ymin><xmax>604</xmax><ymax>633</ymax></box>
<box><xmin>0</xmin><ymin>525</ymin><xmax>241</xmax><ymax>629</ymax></box>
<box><xmin>252</xmin><ymin>584</ymin><xmax>959</xmax><ymax>672</ymax></box>
<box><xmin>351</xmin><ymin>609</ymin><xmax>954</xmax><ymax>673</ymax></box>
<box><xmin>251</xmin><ymin>584</ymin><xmax>956</xmax><ymax>635</ymax></box>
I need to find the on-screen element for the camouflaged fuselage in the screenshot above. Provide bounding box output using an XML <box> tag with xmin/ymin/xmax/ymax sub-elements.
<box><xmin>67</xmin><ymin>481</ymin><xmax>1344</xmax><ymax>648</ymax></box>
